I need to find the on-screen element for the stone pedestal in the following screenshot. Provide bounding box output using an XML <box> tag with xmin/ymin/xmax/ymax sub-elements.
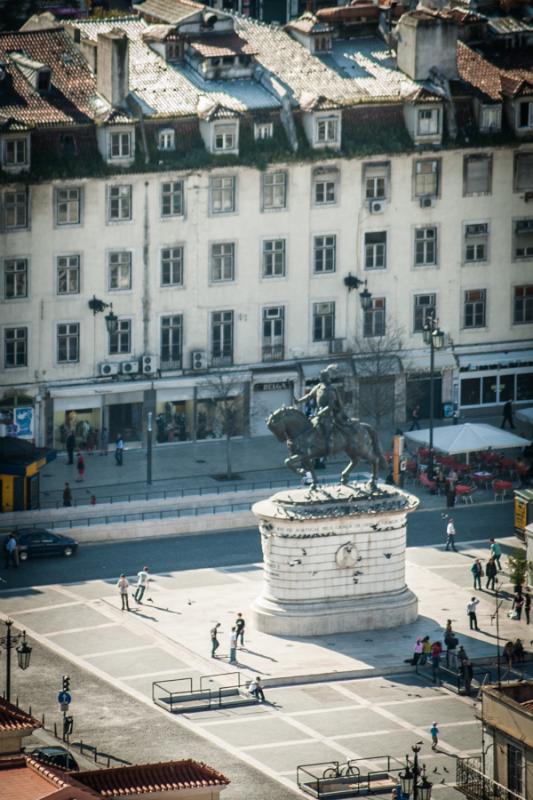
<box><xmin>252</xmin><ymin>483</ymin><xmax>419</xmax><ymax>636</ymax></box>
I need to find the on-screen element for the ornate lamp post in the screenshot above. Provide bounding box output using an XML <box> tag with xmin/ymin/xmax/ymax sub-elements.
<box><xmin>399</xmin><ymin>744</ymin><xmax>432</xmax><ymax>800</ymax></box>
<box><xmin>343</xmin><ymin>274</ymin><xmax>373</xmax><ymax>311</ymax></box>
<box><xmin>422</xmin><ymin>315</ymin><xmax>445</xmax><ymax>479</ymax></box>
<box><xmin>1</xmin><ymin>620</ymin><xmax>32</xmax><ymax>703</ymax></box>
<box><xmin>88</xmin><ymin>295</ymin><xmax>119</xmax><ymax>335</ymax></box>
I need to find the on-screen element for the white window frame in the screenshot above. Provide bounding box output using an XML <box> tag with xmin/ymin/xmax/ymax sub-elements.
<box><xmin>158</xmin><ymin>128</ymin><xmax>176</xmax><ymax>151</ymax></box>
<box><xmin>363</xmin><ymin>296</ymin><xmax>386</xmax><ymax>338</ymax></box>
<box><xmin>514</xmin><ymin>153</ymin><xmax>533</xmax><ymax>192</ymax></box>
<box><xmin>107</xmin><ymin>185</ymin><xmax>132</xmax><ymax>223</ymax></box>
<box><xmin>463</xmin><ymin>289</ymin><xmax>487</xmax><ymax>329</ymax></box>
<box><xmin>463</xmin><ymin>155</ymin><xmax>492</xmax><ymax>196</ymax></box>
<box><xmin>109</xmin><ymin>318</ymin><xmax>132</xmax><ymax>355</ymax></box>
<box><xmin>364</xmin><ymin>162</ymin><xmax>389</xmax><ymax>202</ymax></box>
<box><xmin>57</xmin><ymin>254</ymin><xmax>81</xmax><ymax>295</ymax></box>
<box><xmin>2</xmin><ymin>136</ymin><xmax>29</xmax><ymax>169</ymax></box>
<box><xmin>56</xmin><ymin>322</ymin><xmax>80</xmax><ymax>364</ymax></box>
<box><xmin>480</xmin><ymin>105</ymin><xmax>501</xmax><ymax>133</ymax></box>
<box><xmin>4</xmin><ymin>257</ymin><xmax>28</xmax><ymax>300</ymax></box>
<box><xmin>513</xmin><ymin>285</ymin><xmax>533</xmax><ymax>325</ymax></box>
<box><xmin>211</xmin><ymin>242</ymin><xmax>235</xmax><ymax>283</ymax></box>
<box><xmin>313</xmin><ymin>176</ymin><xmax>337</xmax><ymax>205</ymax></box>
<box><xmin>517</xmin><ymin>99</ymin><xmax>533</xmax><ymax>131</ymax></box>
<box><xmin>262</xmin><ymin>239</ymin><xmax>286</xmax><ymax>278</ymax></box>
<box><xmin>210</xmin><ymin>175</ymin><xmax>236</xmax><ymax>214</ymax></box>
<box><xmin>4</xmin><ymin>188</ymin><xmax>28</xmax><ymax>230</ymax></box>
<box><xmin>4</xmin><ymin>326</ymin><xmax>28</xmax><ymax>369</ymax></box>
<box><xmin>262</xmin><ymin>171</ymin><xmax>287</xmax><ymax>211</ymax></box>
<box><xmin>414</xmin><ymin>226</ymin><xmax>438</xmax><ymax>268</ymax></box>
<box><xmin>414</xmin><ymin>159</ymin><xmax>440</xmax><ymax>197</ymax></box>
<box><xmin>211</xmin><ymin>310</ymin><xmax>234</xmax><ymax>364</ymax></box>
<box><xmin>416</xmin><ymin>107</ymin><xmax>440</xmax><ymax>137</ymax></box>
<box><xmin>262</xmin><ymin>306</ymin><xmax>284</xmax><ymax>361</ymax></box>
<box><xmin>160</xmin><ymin>314</ymin><xmax>183</xmax><ymax>366</ymax></box>
<box><xmin>313</xmin><ymin>301</ymin><xmax>335</xmax><ymax>341</ymax></box>
<box><xmin>413</xmin><ymin>293</ymin><xmax>437</xmax><ymax>333</ymax></box>
<box><xmin>513</xmin><ymin>218</ymin><xmax>533</xmax><ymax>260</ymax></box>
<box><xmin>254</xmin><ymin>122</ymin><xmax>273</xmax><ymax>141</ymax></box>
<box><xmin>108</xmin><ymin>251</ymin><xmax>132</xmax><ymax>291</ymax></box>
<box><xmin>160</xmin><ymin>245</ymin><xmax>184</xmax><ymax>287</ymax></box>
<box><xmin>364</xmin><ymin>231</ymin><xmax>387</xmax><ymax>270</ymax></box>
<box><xmin>313</xmin><ymin>234</ymin><xmax>336</xmax><ymax>274</ymax></box>
<box><xmin>108</xmin><ymin>130</ymin><xmax>132</xmax><ymax>160</ymax></box>
<box><xmin>315</xmin><ymin>115</ymin><xmax>340</xmax><ymax>146</ymax></box>
<box><xmin>55</xmin><ymin>187</ymin><xmax>81</xmax><ymax>226</ymax></box>
<box><xmin>161</xmin><ymin>180</ymin><xmax>184</xmax><ymax>218</ymax></box>
<box><xmin>463</xmin><ymin>222</ymin><xmax>489</xmax><ymax>264</ymax></box>
<box><xmin>213</xmin><ymin>124</ymin><xmax>238</xmax><ymax>153</ymax></box>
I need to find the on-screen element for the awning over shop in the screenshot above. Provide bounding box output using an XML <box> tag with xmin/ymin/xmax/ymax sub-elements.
<box><xmin>458</xmin><ymin>349</ymin><xmax>533</xmax><ymax>371</ymax></box>
<box><xmin>403</xmin><ymin>350</ymin><xmax>456</xmax><ymax>373</ymax></box>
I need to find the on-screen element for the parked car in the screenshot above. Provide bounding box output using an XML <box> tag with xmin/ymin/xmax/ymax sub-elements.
<box><xmin>16</xmin><ymin>529</ymin><xmax>78</xmax><ymax>561</ymax></box>
<box><xmin>29</xmin><ymin>746</ymin><xmax>79</xmax><ymax>771</ymax></box>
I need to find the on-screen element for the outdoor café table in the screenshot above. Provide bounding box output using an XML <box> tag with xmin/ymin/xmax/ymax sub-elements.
<box><xmin>473</xmin><ymin>471</ymin><xmax>493</xmax><ymax>489</ymax></box>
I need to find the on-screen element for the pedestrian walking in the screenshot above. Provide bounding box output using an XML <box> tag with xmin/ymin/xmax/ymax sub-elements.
<box><xmin>421</xmin><ymin>636</ymin><xmax>431</xmax><ymax>666</ymax></box>
<box><xmin>485</xmin><ymin>557</ymin><xmax>498</xmax><ymax>591</ymax></box>
<box><xmin>76</xmin><ymin>452</ymin><xmax>85</xmax><ymax>482</ymax></box>
<box><xmin>444</xmin><ymin>621</ymin><xmax>458</xmax><ymax>667</ymax></box>
<box><xmin>512</xmin><ymin>638</ymin><xmax>524</xmax><ymax>663</ymax></box>
<box><xmin>445</xmin><ymin>480</ymin><xmax>456</xmax><ymax>508</ymax></box>
<box><xmin>503</xmin><ymin>641</ymin><xmax>513</xmax><ymax>670</ymax></box>
<box><xmin>115</xmin><ymin>434</ymin><xmax>124</xmax><ymax>466</ymax></box>
<box><xmin>117</xmin><ymin>574</ymin><xmax>130</xmax><ymax>611</ymax></box>
<box><xmin>211</xmin><ymin>623</ymin><xmax>221</xmax><ymax>658</ymax></box>
<box><xmin>431</xmin><ymin>641</ymin><xmax>442</xmax><ymax>684</ymax></box>
<box><xmin>411</xmin><ymin>636</ymin><xmax>423</xmax><ymax>668</ymax></box>
<box><xmin>409</xmin><ymin>405</ymin><xmax>421</xmax><ymax>431</ymax></box>
<box><xmin>249</xmin><ymin>676</ymin><xmax>265</xmax><ymax>702</ymax></box>
<box><xmin>525</xmin><ymin>592</ymin><xmax>531</xmax><ymax>625</ymax></box>
<box><xmin>134</xmin><ymin>566</ymin><xmax>150</xmax><ymax>604</ymax></box>
<box><xmin>4</xmin><ymin>533</ymin><xmax>18</xmax><ymax>569</ymax></box>
<box><xmin>430</xmin><ymin>721</ymin><xmax>439</xmax><ymax>750</ymax></box>
<box><xmin>445</xmin><ymin>518</ymin><xmax>457</xmax><ymax>551</ymax></box>
<box><xmin>512</xmin><ymin>591</ymin><xmax>525</xmax><ymax>621</ymax></box>
<box><xmin>467</xmin><ymin>597</ymin><xmax>480</xmax><ymax>631</ymax></box>
<box><xmin>66</xmin><ymin>431</ymin><xmax>75</xmax><ymax>465</ymax></box>
<box><xmin>229</xmin><ymin>627</ymin><xmax>238</xmax><ymax>663</ymax></box>
<box><xmin>460</xmin><ymin>658</ymin><xmax>473</xmax><ymax>694</ymax></box>
<box><xmin>100</xmin><ymin>427</ymin><xmax>109</xmax><ymax>456</ymax></box>
<box><xmin>501</xmin><ymin>399</ymin><xmax>515</xmax><ymax>429</ymax></box>
<box><xmin>471</xmin><ymin>559</ymin><xmax>483</xmax><ymax>590</ymax></box>
<box><xmin>489</xmin><ymin>539</ymin><xmax>502</xmax><ymax>570</ymax></box>
<box><xmin>235</xmin><ymin>612</ymin><xmax>245</xmax><ymax>647</ymax></box>
<box><xmin>62</xmin><ymin>482</ymin><xmax>72</xmax><ymax>507</ymax></box>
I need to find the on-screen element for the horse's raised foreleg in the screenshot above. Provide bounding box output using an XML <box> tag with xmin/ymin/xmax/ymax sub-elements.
<box><xmin>341</xmin><ymin>458</ymin><xmax>357</xmax><ymax>484</ymax></box>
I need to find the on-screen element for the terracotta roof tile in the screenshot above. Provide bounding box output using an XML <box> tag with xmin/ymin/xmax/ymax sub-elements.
<box><xmin>75</xmin><ymin>759</ymin><xmax>230</xmax><ymax>796</ymax></box>
<box><xmin>0</xmin><ymin>27</ymin><xmax>101</xmax><ymax>127</ymax></box>
<box><xmin>187</xmin><ymin>33</ymin><xmax>257</xmax><ymax>58</ymax></box>
<box><xmin>457</xmin><ymin>41</ymin><xmax>533</xmax><ymax>101</ymax></box>
<box><xmin>0</xmin><ymin>699</ymin><xmax>42</xmax><ymax>733</ymax></box>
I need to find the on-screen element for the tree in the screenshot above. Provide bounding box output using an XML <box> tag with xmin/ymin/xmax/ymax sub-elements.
<box><xmin>201</xmin><ymin>374</ymin><xmax>248</xmax><ymax>479</ymax></box>
<box><xmin>350</xmin><ymin>324</ymin><xmax>404</xmax><ymax>430</ymax></box>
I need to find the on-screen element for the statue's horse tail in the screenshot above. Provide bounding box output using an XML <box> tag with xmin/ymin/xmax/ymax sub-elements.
<box><xmin>365</xmin><ymin>423</ymin><xmax>387</xmax><ymax>471</ymax></box>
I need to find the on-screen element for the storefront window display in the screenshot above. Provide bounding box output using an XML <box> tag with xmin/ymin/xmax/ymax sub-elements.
<box><xmin>53</xmin><ymin>408</ymin><xmax>101</xmax><ymax>451</ymax></box>
<box><xmin>155</xmin><ymin>401</ymin><xmax>189</xmax><ymax>443</ymax></box>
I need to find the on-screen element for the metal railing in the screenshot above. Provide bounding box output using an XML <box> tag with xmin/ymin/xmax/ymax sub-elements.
<box><xmin>152</xmin><ymin>672</ymin><xmax>252</xmax><ymax>713</ymax></box>
<box><xmin>456</xmin><ymin>757</ymin><xmax>525</xmax><ymax>800</ymax></box>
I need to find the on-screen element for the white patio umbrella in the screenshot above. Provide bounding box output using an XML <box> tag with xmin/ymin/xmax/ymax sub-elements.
<box><xmin>405</xmin><ymin>422</ymin><xmax>530</xmax><ymax>462</ymax></box>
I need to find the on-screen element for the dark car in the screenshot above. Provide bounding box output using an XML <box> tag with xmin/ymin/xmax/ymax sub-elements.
<box><xmin>16</xmin><ymin>529</ymin><xmax>78</xmax><ymax>561</ymax></box>
<box><xmin>29</xmin><ymin>746</ymin><xmax>79</xmax><ymax>771</ymax></box>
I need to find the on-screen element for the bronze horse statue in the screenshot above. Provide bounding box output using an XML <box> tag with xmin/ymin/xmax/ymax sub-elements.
<box><xmin>267</xmin><ymin>406</ymin><xmax>387</xmax><ymax>488</ymax></box>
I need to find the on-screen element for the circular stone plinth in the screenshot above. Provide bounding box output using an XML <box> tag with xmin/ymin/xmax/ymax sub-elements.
<box><xmin>252</xmin><ymin>482</ymin><xmax>419</xmax><ymax>636</ymax></box>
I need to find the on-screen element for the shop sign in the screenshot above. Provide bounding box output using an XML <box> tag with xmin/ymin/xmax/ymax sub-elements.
<box><xmin>14</xmin><ymin>407</ymin><xmax>34</xmax><ymax>439</ymax></box>
<box><xmin>254</xmin><ymin>381</ymin><xmax>292</xmax><ymax>392</ymax></box>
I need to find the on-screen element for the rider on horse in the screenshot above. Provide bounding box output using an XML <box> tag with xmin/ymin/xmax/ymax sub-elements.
<box><xmin>295</xmin><ymin>364</ymin><xmax>350</xmax><ymax>455</ymax></box>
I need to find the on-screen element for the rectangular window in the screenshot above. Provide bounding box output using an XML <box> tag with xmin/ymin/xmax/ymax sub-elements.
<box><xmin>314</xmin><ymin>178</ymin><xmax>336</xmax><ymax>205</ymax></box>
<box><xmin>514</xmin><ymin>285</ymin><xmax>533</xmax><ymax>324</ymax></box>
<box><xmin>211</xmin><ymin>176</ymin><xmax>235</xmax><ymax>214</ymax></box>
<box><xmin>464</xmin><ymin>223</ymin><xmax>489</xmax><ymax>263</ymax></box>
<box><xmin>57</xmin><ymin>322</ymin><xmax>79</xmax><ymax>363</ymax></box>
<box><xmin>518</xmin><ymin>100</ymin><xmax>533</xmax><ymax>130</ymax></box>
<box><xmin>464</xmin><ymin>155</ymin><xmax>492</xmax><ymax>195</ymax></box>
<box><xmin>161</xmin><ymin>181</ymin><xmax>183</xmax><ymax>217</ymax></box>
<box><xmin>364</xmin><ymin>231</ymin><xmax>387</xmax><ymax>270</ymax></box>
<box><xmin>413</xmin><ymin>293</ymin><xmax>436</xmax><ymax>333</ymax></box>
<box><xmin>158</xmin><ymin>129</ymin><xmax>175</xmax><ymax>151</ymax></box>
<box><xmin>5</xmin><ymin>326</ymin><xmax>27</xmax><ymax>368</ymax></box>
<box><xmin>414</xmin><ymin>159</ymin><xmax>440</xmax><ymax>197</ymax></box>
<box><xmin>109</xmin><ymin>319</ymin><xmax>131</xmax><ymax>355</ymax></box>
<box><xmin>4</xmin><ymin>190</ymin><xmax>28</xmax><ymax>229</ymax></box>
<box><xmin>262</xmin><ymin>239</ymin><xmax>285</xmax><ymax>278</ymax></box>
<box><xmin>3</xmin><ymin>138</ymin><xmax>27</xmax><ymax>167</ymax></box>
<box><xmin>211</xmin><ymin>243</ymin><xmax>235</xmax><ymax>282</ymax></box>
<box><xmin>161</xmin><ymin>246</ymin><xmax>183</xmax><ymax>287</ymax></box>
<box><xmin>254</xmin><ymin>122</ymin><xmax>273</xmax><ymax>140</ymax></box>
<box><xmin>417</xmin><ymin>108</ymin><xmax>440</xmax><ymax>136</ymax></box>
<box><xmin>364</xmin><ymin>162</ymin><xmax>389</xmax><ymax>201</ymax></box>
<box><xmin>514</xmin><ymin>153</ymin><xmax>533</xmax><ymax>191</ymax></box>
<box><xmin>4</xmin><ymin>258</ymin><xmax>28</xmax><ymax>299</ymax></box>
<box><xmin>109</xmin><ymin>131</ymin><xmax>132</xmax><ymax>159</ymax></box>
<box><xmin>262</xmin><ymin>306</ymin><xmax>284</xmax><ymax>361</ymax></box>
<box><xmin>57</xmin><ymin>255</ymin><xmax>80</xmax><ymax>295</ymax></box>
<box><xmin>314</xmin><ymin>234</ymin><xmax>336</xmax><ymax>273</ymax></box>
<box><xmin>464</xmin><ymin>289</ymin><xmax>486</xmax><ymax>328</ymax></box>
<box><xmin>161</xmin><ymin>314</ymin><xmax>182</xmax><ymax>366</ymax></box>
<box><xmin>108</xmin><ymin>251</ymin><xmax>132</xmax><ymax>290</ymax></box>
<box><xmin>507</xmin><ymin>744</ymin><xmax>524</xmax><ymax>796</ymax></box>
<box><xmin>55</xmin><ymin>187</ymin><xmax>81</xmax><ymax>226</ymax></box>
<box><xmin>214</xmin><ymin>125</ymin><xmax>236</xmax><ymax>151</ymax></box>
<box><xmin>514</xmin><ymin>219</ymin><xmax>533</xmax><ymax>259</ymax></box>
<box><xmin>313</xmin><ymin>301</ymin><xmax>335</xmax><ymax>341</ymax></box>
<box><xmin>364</xmin><ymin>297</ymin><xmax>386</xmax><ymax>337</ymax></box>
<box><xmin>414</xmin><ymin>227</ymin><xmax>437</xmax><ymax>267</ymax></box>
<box><xmin>262</xmin><ymin>172</ymin><xmax>287</xmax><ymax>210</ymax></box>
<box><xmin>480</xmin><ymin>105</ymin><xmax>501</xmax><ymax>132</ymax></box>
<box><xmin>108</xmin><ymin>185</ymin><xmax>132</xmax><ymax>222</ymax></box>
<box><xmin>211</xmin><ymin>310</ymin><xmax>233</xmax><ymax>365</ymax></box>
<box><xmin>316</xmin><ymin>117</ymin><xmax>338</xmax><ymax>144</ymax></box>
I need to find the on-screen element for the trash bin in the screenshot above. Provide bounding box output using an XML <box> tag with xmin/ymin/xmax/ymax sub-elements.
<box><xmin>514</xmin><ymin>488</ymin><xmax>533</xmax><ymax>541</ymax></box>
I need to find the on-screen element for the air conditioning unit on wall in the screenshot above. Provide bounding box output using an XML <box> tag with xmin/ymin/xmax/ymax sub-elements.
<box><xmin>419</xmin><ymin>195</ymin><xmax>435</xmax><ymax>208</ymax></box>
<box><xmin>99</xmin><ymin>362</ymin><xmax>119</xmax><ymax>377</ymax></box>
<box><xmin>191</xmin><ymin>350</ymin><xmax>208</xmax><ymax>371</ymax></box>
<box><xmin>121</xmin><ymin>360</ymin><xmax>139</xmax><ymax>376</ymax></box>
<box><xmin>141</xmin><ymin>354</ymin><xmax>159</xmax><ymax>375</ymax></box>
<box><xmin>369</xmin><ymin>200</ymin><xmax>385</xmax><ymax>214</ymax></box>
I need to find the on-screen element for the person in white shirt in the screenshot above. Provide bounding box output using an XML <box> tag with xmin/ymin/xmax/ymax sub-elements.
<box><xmin>134</xmin><ymin>566</ymin><xmax>150</xmax><ymax>604</ymax></box>
<box><xmin>229</xmin><ymin>627</ymin><xmax>238</xmax><ymax>663</ymax></box>
<box><xmin>249</xmin><ymin>676</ymin><xmax>265</xmax><ymax>702</ymax></box>
<box><xmin>445</xmin><ymin>518</ymin><xmax>457</xmax><ymax>552</ymax></box>
<box><xmin>467</xmin><ymin>597</ymin><xmax>480</xmax><ymax>631</ymax></box>
<box><xmin>117</xmin><ymin>574</ymin><xmax>130</xmax><ymax>611</ymax></box>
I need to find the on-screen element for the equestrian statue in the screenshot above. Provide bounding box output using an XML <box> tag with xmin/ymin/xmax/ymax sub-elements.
<box><xmin>266</xmin><ymin>364</ymin><xmax>386</xmax><ymax>488</ymax></box>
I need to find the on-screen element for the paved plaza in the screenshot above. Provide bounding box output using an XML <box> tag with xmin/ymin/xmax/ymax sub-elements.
<box><xmin>1</xmin><ymin>529</ymin><xmax>530</xmax><ymax>798</ymax></box>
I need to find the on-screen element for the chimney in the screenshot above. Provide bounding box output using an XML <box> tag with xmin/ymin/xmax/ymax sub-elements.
<box><xmin>96</xmin><ymin>29</ymin><xmax>129</xmax><ymax>108</ymax></box>
<box><xmin>396</xmin><ymin>11</ymin><xmax>458</xmax><ymax>82</ymax></box>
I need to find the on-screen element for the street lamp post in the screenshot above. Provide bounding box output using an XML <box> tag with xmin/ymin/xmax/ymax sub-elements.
<box><xmin>146</xmin><ymin>411</ymin><xmax>153</xmax><ymax>486</ymax></box>
<box><xmin>399</xmin><ymin>744</ymin><xmax>432</xmax><ymax>800</ymax></box>
<box><xmin>88</xmin><ymin>295</ymin><xmax>119</xmax><ymax>335</ymax></box>
<box><xmin>422</xmin><ymin>315</ymin><xmax>445</xmax><ymax>479</ymax></box>
<box><xmin>343</xmin><ymin>273</ymin><xmax>373</xmax><ymax>311</ymax></box>
<box><xmin>1</xmin><ymin>620</ymin><xmax>32</xmax><ymax>703</ymax></box>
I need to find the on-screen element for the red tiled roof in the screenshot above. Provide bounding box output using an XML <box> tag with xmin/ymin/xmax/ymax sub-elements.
<box><xmin>457</xmin><ymin>41</ymin><xmax>533</xmax><ymax>101</ymax></box>
<box><xmin>0</xmin><ymin>699</ymin><xmax>42</xmax><ymax>733</ymax></box>
<box><xmin>316</xmin><ymin>3</ymin><xmax>379</xmax><ymax>22</ymax></box>
<box><xmin>187</xmin><ymin>33</ymin><xmax>257</xmax><ymax>58</ymax></box>
<box><xmin>75</xmin><ymin>760</ymin><xmax>230</xmax><ymax>796</ymax></box>
<box><xmin>0</xmin><ymin>28</ymin><xmax>99</xmax><ymax>127</ymax></box>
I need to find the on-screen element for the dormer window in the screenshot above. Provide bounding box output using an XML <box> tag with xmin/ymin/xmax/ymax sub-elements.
<box><xmin>37</xmin><ymin>68</ymin><xmax>51</xmax><ymax>93</ymax></box>
<box><xmin>255</xmin><ymin>122</ymin><xmax>273</xmax><ymax>141</ymax></box>
<box><xmin>158</xmin><ymin>128</ymin><xmax>175</xmax><ymax>151</ymax></box>
<box><xmin>214</xmin><ymin>124</ymin><xmax>236</xmax><ymax>152</ymax></box>
<box><xmin>316</xmin><ymin>115</ymin><xmax>340</xmax><ymax>147</ymax></box>
<box><xmin>97</xmin><ymin>125</ymin><xmax>135</xmax><ymax>166</ymax></box>
<box><xmin>479</xmin><ymin>104</ymin><xmax>501</xmax><ymax>133</ymax></box>
<box><xmin>417</xmin><ymin>107</ymin><xmax>440</xmax><ymax>137</ymax></box>
<box><xmin>314</xmin><ymin>35</ymin><xmax>331</xmax><ymax>53</ymax></box>
<box><xmin>166</xmin><ymin>40</ymin><xmax>182</xmax><ymax>62</ymax></box>
<box><xmin>2</xmin><ymin>135</ymin><xmax>29</xmax><ymax>171</ymax></box>
<box><xmin>517</xmin><ymin>99</ymin><xmax>533</xmax><ymax>131</ymax></box>
<box><xmin>109</xmin><ymin>131</ymin><xmax>132</xmax><ymax>160</ymax></box>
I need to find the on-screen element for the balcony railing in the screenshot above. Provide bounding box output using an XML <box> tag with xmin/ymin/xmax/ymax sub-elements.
<box><xmin>262</xmin><ymin>344</ymin><xmax>284</xmax><ymax>362</ymax></box>
<box><xmin>211</xmin><ymin>354</ymin><xmax>233</xmax><ymax>367</ymax></box>
<box><xmin>160</xmin><ymin>359</ymin><xmax>182</xmax><ymax>370</ymax></box>
<box><xmin>456</xmin><ymin>757</ymin><xmax>525</xmax><ymax>800</ymax></box>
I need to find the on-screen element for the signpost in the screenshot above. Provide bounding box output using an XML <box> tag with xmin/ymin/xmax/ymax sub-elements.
<box><xmin>58</xmin><ymin>676</ymin><xmax>73</xmax><ymax>741</ymax></box>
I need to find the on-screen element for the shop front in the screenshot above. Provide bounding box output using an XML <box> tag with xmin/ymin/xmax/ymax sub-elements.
<box><xmin>251</xmin><ymin>371</ymin><xmax>298</xmax><ymax>436</ymax></box>
<box><xmin>457</xmin><ymin>350</ymin><xmax>533</xmax><ymax>413</ymax></box>
<box><xmin>51</xmin><ymin>393</ymin><xmax>102</xmax><ymax>452</ymax></box>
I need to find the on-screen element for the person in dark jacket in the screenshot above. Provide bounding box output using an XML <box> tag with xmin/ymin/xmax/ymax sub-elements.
<box><xmin>66</xmin><ymin>431</ymin><xmax>75</xmax><ymax>464</ymax></box>
<box><xmin>485</xmin><ymin>557</ymin><xmax>498</xmax><ymax>591</ymax></box>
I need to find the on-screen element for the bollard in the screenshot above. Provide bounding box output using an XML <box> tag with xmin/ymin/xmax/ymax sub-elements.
<box><xmin>54</xmin><ymin>722</ymin><xmax>58</xmax><ymax>738</ymax></box>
